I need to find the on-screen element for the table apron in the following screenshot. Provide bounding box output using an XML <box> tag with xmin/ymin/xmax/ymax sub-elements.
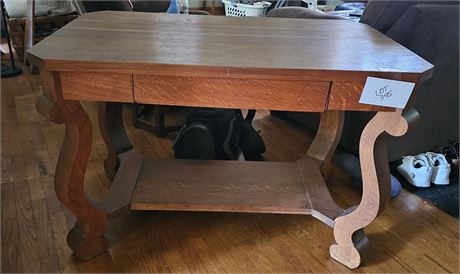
<box><xmin>58</xmin><ymin>72</ymin><xmax>395</xmax><ymax>112</ymax></box>
<box><xmin>134</xmin><ymin>75</ymin><xmax>330</xmax><ymax>112</ymax></box>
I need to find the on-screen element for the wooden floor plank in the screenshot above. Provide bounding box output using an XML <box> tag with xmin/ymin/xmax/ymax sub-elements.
<box><xmin>32</xmin><ymin>199</ymin><xmax>56</xmax><ymax>259</ymax></box>
<box><xmin>14</xmin><ymin>180</ymin><xmax>42</xmax><ymax>272</ymax></box>
<box><xmin>40</xmin><ymin>254</ymin><xmax>60</xmax><ymax>273</ymax></box>
<box><xmin>1</xmin><ymin>216</ymin><xmax>21</xmax><ymax>272</ymax></box>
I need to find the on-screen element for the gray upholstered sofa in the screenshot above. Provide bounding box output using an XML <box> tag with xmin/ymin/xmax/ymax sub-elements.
<box><xmin>269</xmin><ymin>1</ymin><xmax>459</xmax><ymax>161</ymax></box>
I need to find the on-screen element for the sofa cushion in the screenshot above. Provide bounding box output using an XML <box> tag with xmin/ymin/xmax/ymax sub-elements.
<box><xmin>360</xmin><ymin>0</ymin><xmax>458</xmax><ymax>34</ymax></box>
<box><xmin>382</xmin><ymin>4</ymin><xmax>459</xmax><ymax>159</ymax></box>
<box><xmin>131</xmin><ymin>0</ymin><xmax>170</xmax><ymax>13</ymax></box>
<box><xmin>80</xmin><ymin>1</ymin><xmax>133</xmax><ymax>13</ymax></box>
<box><xmin>267</xmin><ymin>7</ymin><xmax>342</xmax><ymax>19</ymax></box>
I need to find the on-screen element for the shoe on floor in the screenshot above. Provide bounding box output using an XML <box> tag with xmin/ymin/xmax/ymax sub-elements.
<box><xmin>442</xmin><ymin>142</ymin><xmax>459</xmax><ymax>174</ymax></box>
<box><xmin>396</xmin><ymin>155</ymin><xmax>432</xmax><ymax>188</ymax></box>
<box><xmin>420</xmin><ymin>152</ymin><xmax>451</xmax><ymax>185</ymax></box>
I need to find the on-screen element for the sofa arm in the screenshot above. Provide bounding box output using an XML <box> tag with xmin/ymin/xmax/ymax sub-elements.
<box><xmin>267</xmin><ymin>7</ymin><xmax>343</xmax><ymax>20</ymax></box>
<box><xmin>360</xmin><ymin>0</ymin><xmax>458</xmax><ymax>34</ymax></box>
<box><xmin>189</xmin><ymin>10</ymin><xmax>211</xmax><ymax>15</ymax></box>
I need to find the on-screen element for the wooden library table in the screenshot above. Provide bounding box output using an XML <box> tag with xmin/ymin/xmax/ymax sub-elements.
<box><xmin>29</xmin><ymin>11</ymin><xmax>433</xmax><ymax>269</ymax></box>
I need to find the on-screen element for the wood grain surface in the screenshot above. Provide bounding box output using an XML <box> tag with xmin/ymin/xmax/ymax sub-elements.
<box><xmin>59</xmin><ymin>72</ymin><xmax>133</xmax><ymax>102</ymax></box>
<box><xmin>296</xmin><ymin>156</ymin><xmax>343</xmax><ymax>227</ymax></box>
<box><xmin>328</xmin><ymin>81</ymin><xmax>394</xmax><ymax>111</ymax></box>
<box><xmin>307</xmin><ymin>110</ymin><xmax>345</xmax><ymax>163</ymax></box>
<box><xmin>135</xmin><ymin>75</ymin><xmax>330</xmax><ymax>111</ymax></box>
<box><xmin>97</xmin><ymin>150</ymin><xmax>143</xmax><ymax>216</ymax></box>
<box><xmin>131</xmin><ymin>159</ymin><xmax>312</xmax><ymax>214</ymax></box>
<box><xmin>130</xmin><ymin>156</ymin><xmax>344</xmax><ymax>228</ymax></box>
<box><xmin>27</xmin><ymin>11</ymin><xmax>433</xmax><ymax>82</ymax></box>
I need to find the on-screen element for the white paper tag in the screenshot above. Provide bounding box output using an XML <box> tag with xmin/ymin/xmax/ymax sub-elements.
<box><xmin>359</xmin><ymin>77</ymin><xmax>415</xmax><ymax>108</ymax></box>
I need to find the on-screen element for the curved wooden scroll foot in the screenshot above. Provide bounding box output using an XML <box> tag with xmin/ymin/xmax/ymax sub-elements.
<box><xmin>36</xmin><ymin>71</ymin><xmax>108</xmax><ymax>260</ymax></box>
<box><xmin>99</xmin><ymin>102</ymin><xmax>133</xmax><ymax>179</ymax></box>
<box><xmin>330</xmin><ymin>109</ymin><xmax>419</xmax><ymax>269</ymax></box>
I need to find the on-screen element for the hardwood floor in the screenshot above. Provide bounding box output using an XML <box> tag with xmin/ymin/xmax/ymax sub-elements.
<box><xmin>1</xmin><ymin>65</ymin><xmax>458</xmax><ymax>273</ymax></box>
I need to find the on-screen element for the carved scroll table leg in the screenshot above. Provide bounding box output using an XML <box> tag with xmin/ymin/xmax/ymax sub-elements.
<box><xmin>329</xmin><ymin>109</ymin><xmax>419</xmax><ymax>268</ymax></box>
<box><xmin>98</xmin><ymin>102</ymin><xmax>133</xmax><ymax>179</ymax></box>
<box><xmin>307</xmin><ymin>110</ymin><xmax>345</xmax><ymax>164</ymax></box>
<box><xmin>36</xmin><ymin>71</ymin><xmax>108</xmax><ymax>260</ymax></box>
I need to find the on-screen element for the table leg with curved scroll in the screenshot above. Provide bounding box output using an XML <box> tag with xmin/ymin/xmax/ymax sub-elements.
<box><xmin>329</xmin><ymin>109</ymin><xmax>419</xmax><ymax>268</ymax></box>
<box><xmin>36</xmin><ymin>71</ymin><xmax>108</xmax><ymax>260</ymax></box>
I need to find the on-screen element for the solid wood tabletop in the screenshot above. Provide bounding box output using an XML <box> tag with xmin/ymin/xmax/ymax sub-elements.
<box><xmin>27</xmin><ymin>11</ymin><xmax>432</xmax><ymax>82</ymax></box>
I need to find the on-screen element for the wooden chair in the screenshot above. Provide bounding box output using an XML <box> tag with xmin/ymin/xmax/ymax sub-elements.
<box><xmin>7</xmin><ymin>0</ymin><xmax>77</xmax><ymax>63</ymax></box>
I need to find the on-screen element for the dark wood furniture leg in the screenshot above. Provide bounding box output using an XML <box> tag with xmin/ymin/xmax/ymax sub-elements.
<box><xmin>329</xmin><ymin>109</ymin><xmax>419</xmax><ymax>268</ymax></box>
<box><xmin>98</xmin><ymin>102</ymin><xmax>143</xmax><ymax>217</ymax></box>
<box><xmin>99</xmin><ymin>102</ymin><xmax>133</xmax><ymax>179</ymax></box>
<box><xmin>132</xmin><ymin>103</ymin><xmax>181</xmax><ymax>138</ymax></box>
<box><xmin>300</xmin><ymin>110</ymin><xmax>345</xmax><ymax>225</ymax></box>
<box><xmin>36</xmin><ymin>70</ymin><xmax>108</xmax><ymax>260</ymax></box>
<box><xmin>307</xmin><ymin>110</ymin><xmax>345</xmax><ymax>164</ymax></box>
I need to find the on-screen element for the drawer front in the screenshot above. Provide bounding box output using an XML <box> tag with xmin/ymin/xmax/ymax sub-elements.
<box><xmin>134</xmin><ymin>75</ymin><xmax>330</xmax><ymax>112</ymax></box>
<box><xmin>328</xmin><ymin>82</ymin><xmax>394</xmax><ymax>111</ymax></box>
<box><xmin>60</xmin><ymin>72</ymin><xmax>133</xmax><ymax>102</ymax></box>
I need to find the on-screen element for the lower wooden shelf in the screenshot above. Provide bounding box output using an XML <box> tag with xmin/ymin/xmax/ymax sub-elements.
<box><xmin>129</xmin><ymin>156</ymin><xmax>343</xmax><ymax>227</ymax></box>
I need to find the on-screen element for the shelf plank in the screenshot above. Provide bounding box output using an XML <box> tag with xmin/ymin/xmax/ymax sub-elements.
<box><xmin>131</xmin><ymin>159</ymin><xmax>312</xmax><ymax>214</ymax></box>
<box><xmin>97</xmin><ymin>150</ymin><xmax>143</xmax><ymax>217</ymax></box>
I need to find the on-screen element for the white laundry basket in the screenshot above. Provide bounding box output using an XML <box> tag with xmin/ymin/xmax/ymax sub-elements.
<box><xmin>222</xmin><ymin>0</ymin><xmax>271</xmax><ymax>17</ymax></box>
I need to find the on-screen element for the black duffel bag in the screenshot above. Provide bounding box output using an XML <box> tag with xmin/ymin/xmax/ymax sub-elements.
<box><xmin>173</xmin><ymin>108</ymin><xmax>265</xmax><ymax>161</ymax></box>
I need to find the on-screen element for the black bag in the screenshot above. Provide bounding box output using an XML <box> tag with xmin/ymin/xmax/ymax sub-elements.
<box><xmin>173</xmin><ymin>108</ymin><xmax>265</xmax><ymax>160</ymax></box>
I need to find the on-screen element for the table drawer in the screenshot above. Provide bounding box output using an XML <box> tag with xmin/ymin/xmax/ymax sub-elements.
<box><xmin>60</xmin><ymin>72</ymin><xmax>133</xmax><ymax>102</ymax></box>
<box><xmin>134</xmin><ymin>75</ymin><xmax>330</xmax><ymax>112</ymax></box>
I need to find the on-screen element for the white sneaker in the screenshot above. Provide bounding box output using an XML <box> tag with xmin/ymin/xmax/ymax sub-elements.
<box><xmin>420</xmin><ymin>152</ymin><xmax>451</xmax><ymax>185</ymax></box>
<box><xmin>396</xmin><ymin>155</ymin><xmax>432</xmax><ymax>188</ymax></box>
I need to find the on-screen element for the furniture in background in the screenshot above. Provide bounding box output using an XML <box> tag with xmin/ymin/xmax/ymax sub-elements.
<box><xmin>267</xmin><ymin>6</ymin><xmax>342</xmax><ymax>19</ymax></box>
<box><xmin>76</xmin><ymin>0</ymin><xmax>210</xmax><ymax>14</ymax></box>
<box><xmin>131</xmin><ymin>104</ymin><xmax>183</xmax><ymax>137</ymax></box>
<box><xmin>131</xmin><ymin>0</ymin><xmax>173</xmax><ymax>13</ymax></box>
<box><xmin>222</xmin><ymin>0</ymin><xmax>272</xmax><ymax>17</ymax></box>
<box><xmin>23</xmin><ymin>0</ymin><xmax>34</xmax><ymax>63</ymax></box>
<box><xmin>5</xmin><ymin>0</ymin><xmax>77</xmax><ymax>61</ymax></box>
<box><xmin>30</xmin><ymin>11</ymin><xmax>432</xmax><ymax>268</ymax></box>
<box><xmin>0</xmin><ymin>0</ymin><xmax>22</xmax><ymax>77</ymax></box>
<box><xmin>203</xmin><ymin>0</ymin><xmax>216</xmax><ymax>14</ymax></box>
<box><xmin>269</xmin><ymin>1</ymin><xmax>459</xmax><ymax>161</ymax></box>
<box><xmin>75</xmin><ymin>0</ymin><xmax>133</xmax><ymax>13</ymax></box>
